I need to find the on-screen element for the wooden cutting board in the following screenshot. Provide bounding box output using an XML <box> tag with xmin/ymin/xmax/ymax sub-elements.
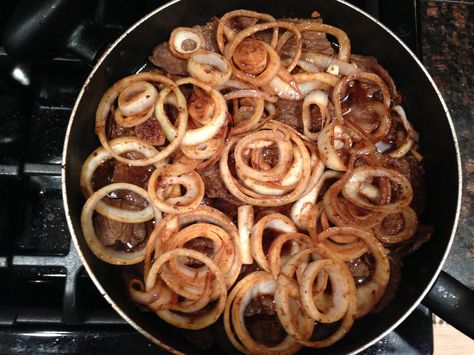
<box><xmin>433</xmin><ymin>315</ymin><xmax>474</xmax><ymax>354</ymax></box>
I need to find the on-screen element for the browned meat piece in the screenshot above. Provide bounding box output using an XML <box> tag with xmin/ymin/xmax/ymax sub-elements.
<box><xmin>107</xmin><ymin>113</ymin><xmax>136</xmax><ymax>139</ymax></box>
<box><xmin>149</xmin><ymin>42</ymin><xmax>188</xmax><ymax>75</ymax></box>
<box><xmin>91</xmin><ymin>159</ymin><xmax>115</xmax><ymax>191</ymax></box>
<box><xmin>380</xmin><ymin>212</ymin><xmax>405</xmax><ymax>236</ymax></box>
<box><xmin>351</xmin><ymin>54</ymin><xmax>398</xmax><ymax>101</ymax></box>
<box><xmin>347</xmin><ymin>253</ymin><xmax>375</xmax><ymax>286</ymax></box>
<box><xmin>111</xmin><ymin>151</ymin><xmax>154</xmax><ymax>190</ymax></box>
<box><xmin>388</xmin><ymin>224</ymin><xmax>433</xmax><ymax>257</ymax></box>
<box><xmin>382</xmin><ymin>153</ymin><xmax>426</xmax><ymax>215</ymax></box>
<box><xmin>280</xmin><ymin>18</ymin><xmax>335</xmax><ymax>57</ymax></box>
<box><xmin>406</xmin><ymin>153</ymin><xmax>426</xmax><ymax>215</ymax></box>
<box><xmin>202</xmin><ymin>197</ymin><xmax>239</xmax><ymax>222</ymax></box>
<box><xmin>198</xmin><ymin>163</ymin><xmax>243</xmax><ymax>205</ymax></box>
<box><xmin>373</xmin><ymin>254</ymin><xmax>402</xmax><ymax>313</ymax></box>
<box><xmin>254</xmin><ymin>204</ymin><xmax>293</xmax><ymax>222</ymax></box>
<box><xmin>93</xmin><ymin>213</ymin><xmax>149</xmax><ymax>249</ymax></box>
<box><xmin>274</xmin><ymin>99</ymin><xmax>303</xmax><ymax>132</ymax></box>
<box><xmin>196</xmin><ymin>17</ymin><xmax>219</xmax><ymax>52</ymax></box>
<box><xmin>244</xmin><ymin>294</ymin><xmax>276</xmax><ymax>317</ymax></box>
<box><xmin>183</xmin><ymin>237</ymin><xmax>215</xmax><ymax>268</ymax></box>
<box><xmin>134</xmin><ymin>118</ymin><xmax>165</xmax><ymax>146</ymax></box>
<box><xmin>244</xmin><ymin>294</ymin><xmax>286</xmax><ymax>347</ymax></box>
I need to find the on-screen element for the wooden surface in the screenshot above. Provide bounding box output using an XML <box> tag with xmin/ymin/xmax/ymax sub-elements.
<box><xmin>433</xmin><ymin>315</ymin><xmax>474</xmax><ymax>355</ymax></box>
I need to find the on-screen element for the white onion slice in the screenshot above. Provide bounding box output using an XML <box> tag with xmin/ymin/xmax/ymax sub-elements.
<box><xmin>188</xmin><ymin>50</ymin><xmax>232</xmax><ymax>87</ymax></box>
<box><xmin>237</xmin><ymin>205</ymin><xmax>254</xmax><ymax>265</ymax></box>
<box><xmin>169</xmin><ymin>27</ymin><xmax>205</xmax><ymax>58</ymax></box>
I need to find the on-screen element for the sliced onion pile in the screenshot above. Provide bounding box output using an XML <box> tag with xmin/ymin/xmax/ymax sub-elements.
<box><xmin>81</xmin><ymin>8</ymin><xmax>426</xmax><ymax>354</ymax></box>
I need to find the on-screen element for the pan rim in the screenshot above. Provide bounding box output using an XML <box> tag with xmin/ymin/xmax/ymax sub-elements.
<box><xmin>61</xmin><ymin>0</ymin><xmax>463</xmax><ymax>354</ymax></box>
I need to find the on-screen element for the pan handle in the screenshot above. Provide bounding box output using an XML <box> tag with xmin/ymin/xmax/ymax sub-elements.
<box><xmin>2</xmin><ymin>0</ymin><xmax>107</xmax><ymax>65</ymax></box>
<box><xmin>422</xmin><ymin>271</ymin><xmax>474</xmax><ymax>339</ymax></box>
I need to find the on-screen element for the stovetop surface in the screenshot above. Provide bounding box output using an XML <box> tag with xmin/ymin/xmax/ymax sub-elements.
<box><xmin>0</xmin><ymin>0</ymin><xmax>434</xmax><ymax>354</ymax></box>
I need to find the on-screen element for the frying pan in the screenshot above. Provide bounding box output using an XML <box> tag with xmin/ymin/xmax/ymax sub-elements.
<box><xmin>3</xmin><ymin>0</ymin><xmax>473</xmax><ymax>353</ymax></box>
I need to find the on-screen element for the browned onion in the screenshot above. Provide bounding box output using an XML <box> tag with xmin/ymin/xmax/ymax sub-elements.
<box><xmin>373</xmin><ymin>206</ymin><xmax>418</xmax><ymax>244</ymax></box>
<box><xmin>169</xmin><ymin>27</ymin><xmax>205</xmax><ymax>59</ymax></box>
<box><xmin>148</xmin><ymin>169</ymin><xmax>205</xmax><ymax>214</ymax></box>
<box><xmin>95</xmin><ymin>72</ymin><xmax>188</xmax><ymax>166</ymax></box>
<box><xmin>81</xmin><ymin>182</ymin><xmax>155</xmax><ymax>265</ymax></box>
<box><xmin>145</xmin><ymin>248</ymin><xmax>227</xmax><ymax>329</ymax></box>
<box><xmin>188</xmin><ymin>50</ymin><xmax>232</xmax><ymax>87</ymax></box>
<box><xmin>342</xmin><ymin>166</ymin><xmax>413</xmax><ymax>212</ymax></box>
<box><xmin>220</xmin><ymin>121</ymin><xmax>312</xmax><ymax>206</ymax></box>
<box><xmin>224</xmin><ymin>21</ymin><xmax>302</xmax><ymax>86</ymax></box>
<box><xmin>296</xmin><ymin>22</ymin><xmax>351</xmax><ymax>62</ymax></box>
<box><xmin>216</xmin><ymin>10</ymin><xmax>278</xmax><ymax>53</ymax></box>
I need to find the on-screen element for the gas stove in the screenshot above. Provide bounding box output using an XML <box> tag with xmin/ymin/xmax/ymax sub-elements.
<box><xmin>0</xmin><ymin>0</ymin><xmax>433</xmax><ymax>353</ymax></box>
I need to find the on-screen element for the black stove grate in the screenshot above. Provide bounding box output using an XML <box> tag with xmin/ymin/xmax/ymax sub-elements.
<box><xmin>0</xmin><ymin>0</ymin><xmax>432</xmax><ymax>354</ymax></box>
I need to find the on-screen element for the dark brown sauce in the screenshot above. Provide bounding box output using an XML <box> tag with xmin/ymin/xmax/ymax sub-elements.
<box><xmin>92</xmin><ymin>159</ymin><xmax>116</xmax><ymax>191</ymax></box>
<box><xmin>262</xmin><ymin>228</ymin><xmax>282</xmax><ymax>256</ymax></box>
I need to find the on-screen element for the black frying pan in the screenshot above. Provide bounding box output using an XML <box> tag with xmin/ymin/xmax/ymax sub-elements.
<box><xmin>4</xmin><ymin>0</ymin><xmax>473</xmax><ymax>353</ymax></box>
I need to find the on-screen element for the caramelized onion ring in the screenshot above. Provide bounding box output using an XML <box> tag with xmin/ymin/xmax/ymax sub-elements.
<box><xmin>323</xmin><ymin>178</ymin><xmax>384</xmax><ymax>229</ymax></box>
<box><xmin>114</xmin><ymin>81</ymin><xmax>157</xmax><ymax>127</ymax></box>
<box><xmin>169</xmin><ymin>27</ymin><xmax>205</xmax><ymax>58</ymax></box>
<box><xmin>389</xmin><ymin>105</ymin><xmax>418</xmax><ymax>158</ymax></box>
<box><xmin>302</xmin><ymin>89</ymin><xmax>330</xmax><ymax>141</ymax></box>
<box><xmin>96</xmin><ymin>72</ymin><xmax>188</xmax><ymax>166</ymax></box>
<box><xmin>148</xmin><ymin>169</ymin><xmax>205</xmax><ymax>214</ymax></box>
<box><xmin>229</xmin><ymin>272</ymin><xmax>304</xmax><ymax>354</ymax></box>
<box><xmin>217</xmin><ymin>10</ymin><xmax>278</xmax><ymax>53</ymax></box>
<box><xmin>188</xmin><ymin>50</ymin><xmax>232</xmax><ymax>87</ymax></box>
<box><xmin>332</xmin><ymin>71</ymin><xmax>391</xmax><ymax>125</ymax></box>
<box><xmin>317</xmin><ymin>121</ymin><xmax>351</xmax><ymax>171</ymax></box>
<box><xmin>373</xmin><ymin>206</ymin><xmax>418</xmax><ymax>244</ymax></box>
<box><xmin>220</xmin><ymin>121</ymin><xmax>312</xmax><ymax>206</ymax></box>
<box><xmin>225</xmin><ymin>21</ymin><xmax>302</xmax><ymax>85</ymax></box>
<box><xmin>251</xmin><ymin>213</ymin><xmax>297</xmax><ymax>272</ymax></box>
<box><xmin>300</xmin><ymin>259</ymin><xmax>352</xmax><ymax>323</ymax></box>
<box><xmin>291</xmin><ymin>168</ymin><xmax>340</xmax><ymax>230</ymax></box>
<box><xmin>80</xmin><ymin>137</ymin><xmax>160</xmax><ymax>222</ymax></box>
<box><xmin>81</xmin><ymin>183</ymin><xmax>154</xmax><ymax>265</ymax></box>
<box><xmin>145</xmin><ymin>248</ymin><xmax>227</xmax><ymax>329</ymax></box>
<box><xmin>342</xmin><ymin>166</ymin><xmax>413</xmax><ymax>212</ymax></box>
<box><xmin>156</xmin><ymin>77</ymin><xmax>227</xmax><ymax>145</ymax></box>
<box><xmin>296</xmin><ymin>22</ymin><xmax>351</xmax><ymax>62</ymax></box>
<box><xmin>268</xmin><ymin>232</ymin><xmax>313</xmax><ymax>279</ymax></box>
